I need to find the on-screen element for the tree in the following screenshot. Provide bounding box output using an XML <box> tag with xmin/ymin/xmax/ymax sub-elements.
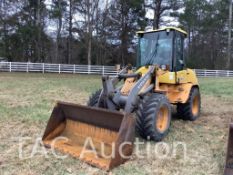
<box><xmin>0</xmin><ymin>0</ymin><xmax>233</xmax><ymax>70</ymax></box>
<box><xmin>73</xmin><ymin>0</ymin><xmax>100</xmax><ymax>65</ymax></box>
<box><xmin>67</xmin><ymin>0</ymin><xmax>73</xmax><ymax>64</ymax></box>
<box><xmin>0</xmin><ymin>0</ymin><xmax>48</xmax><ymax>62</ymax></box>
<box><xmin>145</xmin><ymin>0</ymin><xmax>182</xmax><ymax>29</ymax></box>
<box><xmin>50</xmin><ymin>0</ymin><xmax>67</xmax><ymax>63</ymax></box>
<box><xmin>179</xmin><ymin>0</ymin><xmax>229</xmax><ymax>69</ymax></box>
<box><xmin>28</xmin><ymin>0</ymin><xmax>47</xmax><ymax>62</ymax></box>
<box><xmin>227</xmin><ymin>0</ymin><xmax>232</xmax><ymax>69</ymax></box>
<box><xmin>106</xmin><ymin>0</ymin><xmax>146</xmax><ymax>65</ymax></box>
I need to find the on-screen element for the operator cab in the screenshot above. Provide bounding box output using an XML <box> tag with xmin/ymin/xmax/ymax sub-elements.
<box><xmin>137</xmin><ymin>27</ymin><xmax>187</xmax><ymax>71</ymax></box>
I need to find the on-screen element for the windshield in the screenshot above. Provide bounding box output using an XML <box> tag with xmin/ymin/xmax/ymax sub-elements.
<box><xmin>137</xmin><ymin>31</ymin><xmax>173</xmax><ymax>67</ymax></box>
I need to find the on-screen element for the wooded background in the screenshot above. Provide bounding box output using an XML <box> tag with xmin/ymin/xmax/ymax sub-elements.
<box><xmin>0</xmin><ymin>0</ymin><xmax>232</xmax><ymax>70</ymax></box>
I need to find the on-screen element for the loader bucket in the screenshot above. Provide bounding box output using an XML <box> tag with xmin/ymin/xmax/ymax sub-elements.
<box><xmin>224</xmin><ymin>123</ymin><xmax>233</xmax><ymax>175</ymax></box>
<box><xmin>42</xmin><ymin>101</ymin><xmax>135</xmax><ymax>170</ymax></box>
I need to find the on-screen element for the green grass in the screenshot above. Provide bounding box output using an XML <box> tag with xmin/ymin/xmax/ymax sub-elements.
<box><xmin>0</xmin><ymin>73</ymin><xmax>231</xmax><ymax>122</ymax></box>
<box><xmin>0</xmin><ymin>73</ymin><xmax>102</xmax><ymax>121</ymax></box>
<box><xmin>199</xmin><ymin>78</ymin><xmax>233</xmax><ymax>99</ymax></box>
<box><xmin>0</xmin><ymin>73</ymin><xmax>233</xmax><ymax>175</ymax></box>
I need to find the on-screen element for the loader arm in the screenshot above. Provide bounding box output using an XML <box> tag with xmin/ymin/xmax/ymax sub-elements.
<box><xmin>100</xmin><ymin>65</ymin><xmax>155</xmax><ymax>113</ymax></box>
<box><xmin>97</xmin><ymin>66</ymin><xmax>129</xmax><ymax>108</ymax></box>
<box><xmin>124</xmin><ymin>66</ymin><xmax>155</xmax><ymax>113</ymax></box>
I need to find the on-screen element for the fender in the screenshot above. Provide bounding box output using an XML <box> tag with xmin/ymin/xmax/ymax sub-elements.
<box><xmin>159</xmin><ymin>83</ymin><xmax>199</xmax><ymax>104</ymax></box>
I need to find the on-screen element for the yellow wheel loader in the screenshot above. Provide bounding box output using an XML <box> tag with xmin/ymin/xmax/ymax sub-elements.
<box><xmin>42</xmin><ymin>27</ymin><xmax>201</xmax><ymax>170</ymax></box>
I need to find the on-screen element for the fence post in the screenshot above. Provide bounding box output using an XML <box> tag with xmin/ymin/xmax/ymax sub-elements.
<box><xmin>59</xmin><ymin>64</ymin><xmax>61</xmax><ymax>74</ymax></box>
<box><xmin>27</xmin><ymin>62</ymin><xmax>29</xmax><ymax>73</ymax></box>
<box><xmin>42</xmin><ymin>63</ymin><xmax>45</xmax><ymax>73</ymax></box>
<box><xmin>102</xmin><ymin>66</ymin><xmax>105</xmax><ymax>75</ymax></box>
<box><xmin>88</xmin><ymin>65</ymin><xmax>91</xmax><ymax>74</ymax></box>
<box><xmin>227</xmin><ymin>70</ymin><xmax>230</xmax><ymax>77</ymax></box>
<box><xmin>73</xmin><ymin>64</ymin><xmax>75</xmax><ymax>74</ymax></box>
<box><xmin>9</xmin><ymin>62</ymin><xmax>11</xmax><ymax>72</ymax></box>
<box><xmin>204</xmin><ymin>70</ymin><xmax>206</xmax><ymax>77</ymax></box>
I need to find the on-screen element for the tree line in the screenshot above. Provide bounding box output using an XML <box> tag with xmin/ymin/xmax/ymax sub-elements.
<box><xmin>0</xmin><ymin>0</ymin><xmax>232</xmax><ymax>70</ymax></box>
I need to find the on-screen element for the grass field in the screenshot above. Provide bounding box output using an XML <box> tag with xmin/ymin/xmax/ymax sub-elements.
<box><xmin>0</xmin><ymin>73</ymin><xmax>233</xmax><ymax>175</ymax></box>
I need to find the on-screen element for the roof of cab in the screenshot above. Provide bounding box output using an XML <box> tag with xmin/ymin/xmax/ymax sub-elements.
<box><xmin>137</xmin><ymin>27</ymin><xmax>188</xmax><ymax>36</ymax></box>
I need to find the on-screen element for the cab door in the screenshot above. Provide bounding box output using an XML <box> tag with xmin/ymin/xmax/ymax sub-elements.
<box><xmin>174</xmin><ymin>32</ymin><xmax>187</xmax><ymax>83</ymax></box>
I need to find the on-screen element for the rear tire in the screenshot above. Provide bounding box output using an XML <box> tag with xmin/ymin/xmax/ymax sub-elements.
<box><xmin>177</xmin><ymin>87</ymin><xmax>201</xmax><ymax>121</ymax></box>
<box><xmin>136</xmin><ymin>93</ymin><xmax>171</xmax><ymax>141</ymax></box>
<box><xmin>87</xmin><ymin>89</ymin><xmax>104</xmax><ymax>107</ymax></box>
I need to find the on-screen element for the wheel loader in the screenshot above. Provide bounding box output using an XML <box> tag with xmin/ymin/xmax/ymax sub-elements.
<box><xmin>42</xmin><ymin>27</ymin><xmax>201</xmax><ymax>170</ymax></box>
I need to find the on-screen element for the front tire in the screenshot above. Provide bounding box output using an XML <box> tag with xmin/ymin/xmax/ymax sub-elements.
<box><xmin>87</xmin><ymin>89</ymin><xmax>104</xmax><ymax>107</ymax></box>
<box><xmin>177</xmin><ymin>87</ymin><xmax>201</xmax><ymax>121</ymax></box>
<box><xmin>136</xmin><ymin>93</ymin><xmax>171</xmax><ymax>141</ymax></box>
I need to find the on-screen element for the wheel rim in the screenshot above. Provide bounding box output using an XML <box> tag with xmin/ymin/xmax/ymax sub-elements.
<box><xmin>156</xmin><ymin>106</ymin><xmax>169</xmax><ymax>133</ymax></box>
<box><xmin>192</xmin><ymin>95</ymin><xmax>199</xmax><ymax>116</ymax></box>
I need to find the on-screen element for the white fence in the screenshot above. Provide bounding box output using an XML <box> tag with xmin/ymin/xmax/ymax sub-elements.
<box><xmin>0</xmin><ymin>62</ymin><xmax>233</xmax><ymax>77</ymax></box>
<box><xmin>0</xmin><ymin>62</ymin><xmax>118</xmax><ymax>75</ymax></box>
<box><xmin>194</xmin><ymin>69</ymin><xmax>233</xmax><ymax>77</ymax></box>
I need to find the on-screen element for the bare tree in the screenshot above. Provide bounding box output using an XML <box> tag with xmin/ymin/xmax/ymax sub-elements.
<box><xmin>50</xmin><ymin>0</ymin><xmax>67</xmax><ymax>63</ymax></box>
<box><xmin>67</xmin><ymin>0</ymin><xmax>73</xmax><ymax>64</ymax></box>
<box><xmin>106</xmin><ymin>0</ymin><xmax>146</xmax><ymax>65</ymax></box>
<box><xmin>75</xmin><ymin>0</ymin><xmax>99</xmax><ymax>65</ymax></box>
<box><xmin>35</xmin><ymin>0</ymin><xmax>42</xmax><ymax>62</ymax></box>
<box><xmin>227</xmin><ymin>0</ymin><xmax>232</xmax><ymax>69</ymax></box>
<box><xmin>146</xmin><ymin>0</ymin><xmax>181</xmax><ymax>29</ymax></box>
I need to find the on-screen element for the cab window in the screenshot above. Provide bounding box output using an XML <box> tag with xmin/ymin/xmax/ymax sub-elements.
<box><xmin>175</xmin><ymin>33</ymin><xmax>184</xmax><ymax>71</ymax></box>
